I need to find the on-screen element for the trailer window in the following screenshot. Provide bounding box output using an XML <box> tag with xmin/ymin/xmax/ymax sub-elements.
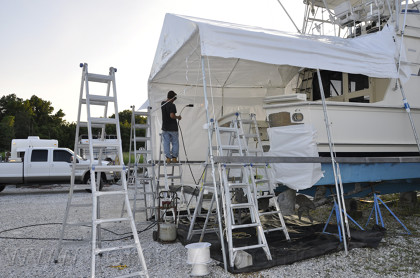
<box><xmin>53</xmin><ymin>150</ymin><xmax>72</xmax><ymax>163</ymax></box>
<box><xmin>31</xmin><ymin>150</ymin><xmax>48</xmax><ymax>162</ymax></box>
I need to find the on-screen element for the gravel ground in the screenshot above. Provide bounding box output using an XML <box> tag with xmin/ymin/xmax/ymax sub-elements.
<box><xmin>1</xmin><ymin>184</ymin><xmax>420</xmax><ymax>278</ymax></box>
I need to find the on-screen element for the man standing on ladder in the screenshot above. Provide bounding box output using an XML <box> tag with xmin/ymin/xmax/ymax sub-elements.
<box><xmin>161</xmin><ymin>90</ymin><xmax>182</xmax><ymax>163</ymax></box>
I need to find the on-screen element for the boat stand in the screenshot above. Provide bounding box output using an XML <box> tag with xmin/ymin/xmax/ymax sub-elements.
<box><xmin>323</xmin><ymin>198</ymin><xmax>364</xmax><ymax>241</ymax></box>
<box><xmin>365</xmin><ymin>193</ymin><xmax>411</xmax><ymax>235</ymax></box>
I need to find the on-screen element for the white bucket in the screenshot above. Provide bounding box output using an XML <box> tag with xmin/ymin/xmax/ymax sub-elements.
<box><xmin>186</xmin><ymin>242</ymin><xmax>211</xmax><ymax>276</ymax></box>
<box><xmin>186</xmin><ymin>242</ymin><xmax>211</xmax><ymax>264</ymax></box>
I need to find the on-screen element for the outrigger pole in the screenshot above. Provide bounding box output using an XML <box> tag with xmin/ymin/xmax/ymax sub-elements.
<box><xmin>396</xmin><ymin>1</ymin><xmax>420</xmax><ymax>154</ymax></box>
<box><xmin>316</xmin><ymin>68</ymin><xmax>350</xmax><ymax>254</ymax></box>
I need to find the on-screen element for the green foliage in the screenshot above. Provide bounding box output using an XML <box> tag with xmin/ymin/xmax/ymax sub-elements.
<box><xmin>0</xmin><ymin>95</ymin><xmax>147</xmax><ymax>155</ymax></box>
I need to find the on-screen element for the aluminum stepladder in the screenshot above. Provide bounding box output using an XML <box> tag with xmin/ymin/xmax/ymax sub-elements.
<box><xmin>213</xmin><ymin>116</ymin><xmax>273</xmax><ymax>268</ymax></box>
<box><xmin>55</xmin><ymin>63</ymin><xmax>148</xmax><ymax>278</ymax></box>
<box><xmin>237</xmin><ymin>113</ymin><xmax>290</xmax><ymax>239</ymax></box>
<box><xmin>156</xmin><ymin>133</ymin><xmax>191</xmax><ymax>220</ymax></box>
<box><xmin>186</xmin><ymin>162</ymin><xmax>221</xmax><ymax>242</ymax></box>
<box><xmin>122</xmin><ymin>105</ymin><xmax>157</xmax><ymax>223</ymax></box>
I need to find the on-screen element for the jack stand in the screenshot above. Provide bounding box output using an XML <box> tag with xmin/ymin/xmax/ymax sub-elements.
<box><xmin>323</xmin><ymin>198</ymin><xmax>364</xmax><ymax>241</ymax></box>
<box><xmin>365</xmin><ymin>193</ymin><xmax>411</xmax><ymax>235</ymax></box>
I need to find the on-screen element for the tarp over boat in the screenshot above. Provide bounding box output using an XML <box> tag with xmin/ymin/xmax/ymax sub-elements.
<box><xmin>148</xmin><ymin>13</ymin><xmax>405</xmax><ymax>162</ymax></box>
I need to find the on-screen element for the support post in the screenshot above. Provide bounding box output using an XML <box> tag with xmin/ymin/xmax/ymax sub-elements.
<box><xmin>201</xmin><ymin>56</ymin><xmax>228</xmax><ymax>272</ymax></box>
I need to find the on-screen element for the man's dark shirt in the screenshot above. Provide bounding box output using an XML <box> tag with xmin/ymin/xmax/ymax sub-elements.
<box><xmin>161</xmin><ymin>101</ymin><xmax>178</xmax><ymax>131</ymax></box>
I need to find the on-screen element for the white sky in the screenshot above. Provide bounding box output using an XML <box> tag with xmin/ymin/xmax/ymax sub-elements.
<box><xmin>0</xmin><ymin>0</ymin><xmax>304</xmax><ymax>122</ymax></box>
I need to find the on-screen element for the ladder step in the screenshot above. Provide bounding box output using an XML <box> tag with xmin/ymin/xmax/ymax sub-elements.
<box><xmin>159</xmin><ymin>175</ymin><xmax>182</xmax><ymax>179</ymax></box>
<box><xmin>94</xmin><ymin>190</ymin><xmax>126</xmax><ymax>197</ymax></box>
<box><xmin>87</xmin><ymin>73</ymin><xmax>112</xmax><ymax>83</ymax></box>
<box><xmin>134</xmin><ymin>111</ymin><xmax>149</xmax><ymax>116</ymax></box>
<box><xmin>82</xmin><ymin>95</ymin><xmax>115</xmax><ymax>106</ymax></box>
<box><xmin>134</xmin><ymin>124</ymin><xmax>150</xmax><ymax>129</ymax></box>
<box><xmin>257</xmin><ymin>194</ymin><xmax>274</xmax><ymax>199</ymax></box>
<box><xmin>243</xmin><ymin>134</ymin><xmax>258</xmax><ymax>138</ymax></box>
<box><xmin>255</xmin><ymin>179</ymin><xmax>270</xmax><ymax>184</ymax></box>
<box><xmin>134</xmin><ymin>137</ymin><xmax>151</xmax><ymax>142</ymax></box>
<box><xmin>241</xmin><ymin>120</ymin><xmax>253</xmax><ymax>124</ymax></box>
<box><xmin>95</xmin><ymin>244</ymin><xmax>136</xmax><ymax>255</ymax></box>
<box><xmin>92</xmin><ymin>165</ymin><xmax>125</xmax><ymax>172</ymax></box>
<box><xmin>79</xmin><ymin>122</ymin><xmax>105</xmax><ymax>129</ymax></box>
<box><xmin>95</xmin><ymin>217</ymin><xmax>130</xmax><ymax>224</ymax></box>
<box><xmin>216</xmin><ymin>145</ymin><xmax>241</xmax><ymax>150</ymax></box>
<box><xmin>259</xmin><ymin>210</ymin><xmax>282</xmax><ymax>216</ymax></box>
<box><xmin>231</xmin><ymin>203</ymin><xmax>253</xmax><ymax>209</ymax></box>
<box><xmin>91</xmin><ymin>117</ymin><xmax>118</xmax><ymax>125</ymax></box>
<box><xmin>91</xmin><ymin>141</ymin><xmax>120</xmax><ymax>148</ymax></box>
<box><xmin>217</xmin><ymin>127</ymin><xmax>237</xmax><ymax>133</ymax></box>
<box><xmin>232</xmin><ymin>223</ymin><xmax>260</xmax><ymax>230</ymax></box>
<box><xmin>233</xmin><ymin>243</ymin><xmax>267</xmax><ymax>252</ymax></box>
<box><xmin>135</xmin><ymin>149</ymin><xmax>152</xmax><ymax>154</ymax></box>
<box><xmin>228</xmin><ymin>183</ymin><xmax>249</xmax><ymax>189</ymax></box>
<box><xmin>264</xmin><ymin>227</ymin><xmax>287</xmax><ymax>233</ymax></box>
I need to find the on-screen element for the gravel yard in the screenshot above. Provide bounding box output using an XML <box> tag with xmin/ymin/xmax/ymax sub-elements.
<box><xmin>1</xmin><ymin>184</ymin><xmax>420</xmax><ymax>278</ymax></box>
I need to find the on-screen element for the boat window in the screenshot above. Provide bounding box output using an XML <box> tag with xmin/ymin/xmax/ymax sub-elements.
<box><xmin>312</xmin><ymin>70</ymin><xmax>370</xmax><ymax>103</ymax></box>
<box><xmin>31</xmin><ymin>150</ymin><xmax>48</xmax><ymax>162</ymax></box>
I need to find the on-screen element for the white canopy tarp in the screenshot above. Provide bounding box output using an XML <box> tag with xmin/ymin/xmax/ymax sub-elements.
<box><xmin>148</xmin><ymin>13</ymin><xmax>404</xmax><ymax>162</ymax></box>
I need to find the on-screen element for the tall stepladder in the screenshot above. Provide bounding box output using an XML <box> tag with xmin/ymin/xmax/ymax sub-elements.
<box><xmin>55</xmin><ymin>63</ymin><xmax>149</xmax><ymax>278</ymax></box>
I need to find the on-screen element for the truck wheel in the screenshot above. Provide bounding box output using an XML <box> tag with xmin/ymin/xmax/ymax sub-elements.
<box><xmin>0</xmin><ymin>185</ymin><xmax>5</xmax><ymax>193</ymax></box>
<box><xmin>84</xmin><ymin>175</ymin><xmax>104</xmax><ymax>192</ymax></box>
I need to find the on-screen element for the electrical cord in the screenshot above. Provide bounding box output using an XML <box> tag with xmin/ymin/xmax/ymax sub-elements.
<box><xmin>0</xmin><ymin>221</ymin><xmax>157</xmax><ymax>242</ymax></box>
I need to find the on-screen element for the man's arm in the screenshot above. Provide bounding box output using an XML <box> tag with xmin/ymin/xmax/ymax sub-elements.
<box><xmin>170</xmin><ymin>112</ymin><xmax>181</xmax><ymax>120</ymax></box>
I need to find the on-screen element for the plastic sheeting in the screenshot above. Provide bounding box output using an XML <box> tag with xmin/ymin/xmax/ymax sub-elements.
<box><xmin>267</xmin><ymin>124</ymin><xmax>323</xmax><ymax>190</ymax></box>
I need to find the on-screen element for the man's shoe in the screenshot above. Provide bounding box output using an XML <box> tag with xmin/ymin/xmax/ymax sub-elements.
<box><xmin>165</xmin><ymin>157</ymin><xmax>171</xmax><ymax>163</ymax></box>
<box><xmin>171</xmin><ymin>157</ymin><xmax>178</xmax><ymax>163</ymax></box>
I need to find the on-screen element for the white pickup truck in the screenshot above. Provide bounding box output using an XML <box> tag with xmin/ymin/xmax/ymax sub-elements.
<box><xmin>0</xmin><ymin>147</ymin><xmax>114</xmax><ymax>192</ymax></box>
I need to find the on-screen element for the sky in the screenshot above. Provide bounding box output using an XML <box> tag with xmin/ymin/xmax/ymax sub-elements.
<box><xmin>1</xmin><ymin>0</ymin><xmax>304</xmax><ymax>122</ymax></box>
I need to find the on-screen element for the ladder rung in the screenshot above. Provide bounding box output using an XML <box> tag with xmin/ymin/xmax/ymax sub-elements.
<box><xmin>233</xmin><ymin>243</ymin><xmax>266</xmax><ymax>252</ymax></box>
<box><xmin>91</xmin><ymin>141</ymin><xmax>120</xmax><ymax>148</ymax></box>
<box><xmin>134</xmin><ymin>111</ymin><xmax>149</xmax><ymax>116</ymax></box>
<box><xmin>92</xmin><ymin>165</ymin><xmax>125</xmax><ymax>172</ymax></box>
<box><xmin>217</xmin><ymin>127</ymin><xmax>237</xmax><ymax>132</ymax></box>
<box><xmin>95</xmin><ymin>217</ymin><xmax>130</xmax><ymax>224</ymax></box>
<box><xmin>94</xmin><ymin>190</ymin><xmax>126</xmax><ymax>197</ymax></box>
<box><xmin>232</xmin><ymin>223</ymin><xmax>260</xmax><ymax>230</ymax></box>
<box><xmin>217</xmin><ymin>145</ymin><xmax>241</xmax><ymax>150</ymax></box>
<box><xmin>241</xmin><ymin>120</ymin><xmax>253</xmax><ymax>124</ymax></box>
<box><xmin>228</xmin><ymin>183</ymin><xmax>249</xmax><ymax>189</ymax></box>
<box><xmin>231</xmin><ymin>203</ymin><xmax>253</xmax><ymax>209</ymax></box>
<box><xmin>243</xmin><ymin>134</ymin><xmax>258</xmax><ymax>138</ymax></box>
<box><xmin>134</xmin><ymin>124</ymin><xmax>150</xmax><ymax>129</ymax></box>
<box><xmin>264</xmin><ymin>227</ymin><xmax>287</xmax><ymax>233</ymax></box>
<box><xmin>259</xmin><ymin>210</ymin><xmax>282</xmax><ymax>216</ymax></box>
<box><xmin>91</xmin><ymin>117</ymin><xmax>118</xmax><ymax>125</ymax></box>
<box><xmin>159</xmin><ymin>175</ymin><xmax>182</xmax><ymax>179</ymax></box>
<box><xmin>95</xmin><ymin>244</ymin><xmax>136</xmax><ymax>255</ymax></box>
<box><xmin>82</xmin><ymin>95</ymin><xmax>115</xmax><ymax>106</ymax></box>
<box><xmin>87</xmin><ymin>73</ymin><xmax>112</xmax><ymax>83</ymax></box>
<box><xmin>79</xmin><ymin>122</ymin><xmax>105</xmax><ymax>129</ymax></box>
<box><xmin>134</xmin><ymin>137</ymin><xmax>151</xmax><ymax>142</ymax></box>
<box><xmin>255</xmin><ymin>179</ymin><xmax>270</xmax><ymax>184</ymax></box>
<box><xmin>135</xmin><ymin>149</ymin><xmax>152</xmax><ymax>154</ymax></box>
